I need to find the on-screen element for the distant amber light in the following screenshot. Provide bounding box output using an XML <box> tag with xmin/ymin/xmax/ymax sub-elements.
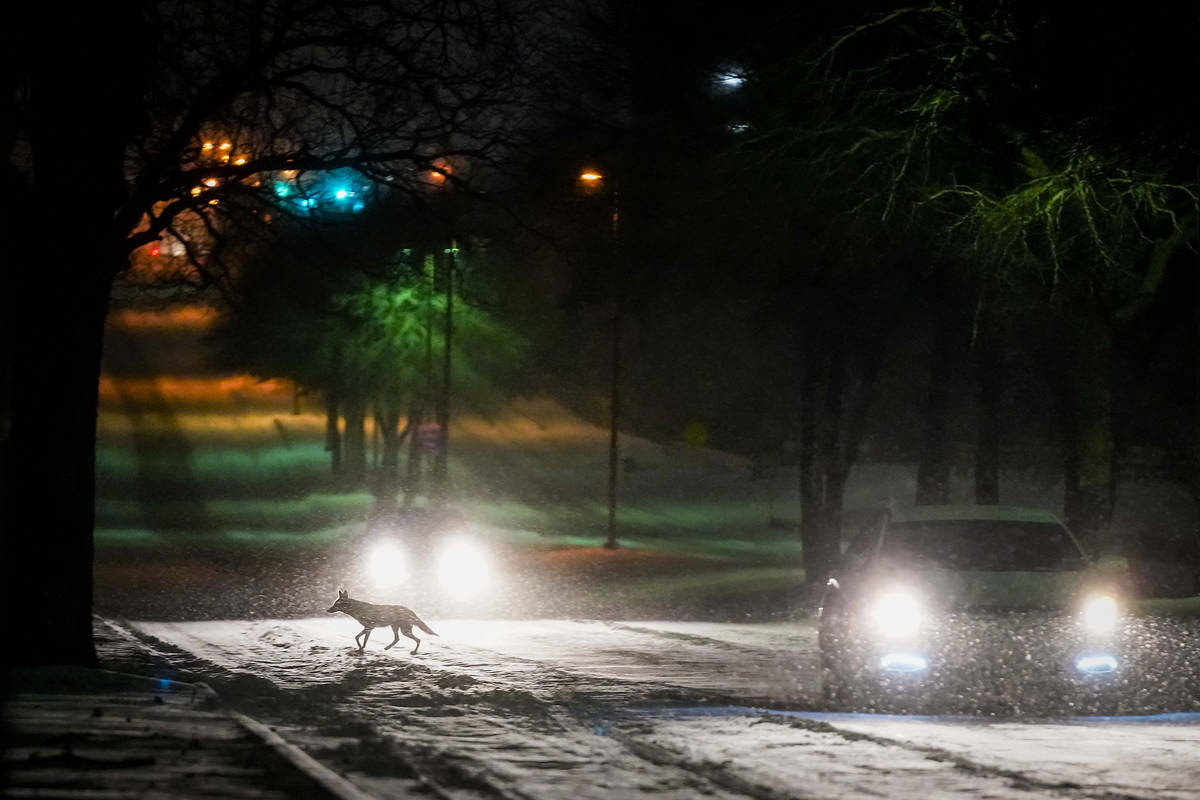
<box><xmin>233</xmin><ymin>156</ymin><xmax>246</xmax><ymax>165</ymax></box>
<box><xmin>110</xmin><ymin>306</ymin><xmax>217</xmax><ymax>331</ymax></box>
<box><xmin>577</xmin><ymin>169</ymin><xmax>606</xmax><ymax>196</ymax></box>
<box><xmin>204</xmin><ymin>178</ymin><xmax>219</xmax><ymax>187</ymax></box>
<box><xmin>202</xmin><ymin>141</ymin><xmax>214</xmax><ymax>151</ymax></box>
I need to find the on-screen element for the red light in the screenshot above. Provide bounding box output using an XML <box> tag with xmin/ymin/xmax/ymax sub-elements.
<box><xmin>149</xmin><ymin>247</ymin><xmax>161</xmax><ymax>257</ymax></box>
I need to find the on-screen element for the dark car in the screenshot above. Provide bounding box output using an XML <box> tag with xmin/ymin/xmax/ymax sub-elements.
<box><xmin>818</xmin><ymin>505</ymin><xmax>1131</xmax><ymax>713</ymax></box>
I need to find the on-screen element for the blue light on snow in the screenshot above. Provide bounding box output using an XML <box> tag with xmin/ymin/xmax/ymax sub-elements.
<box><xmin>880</xmin><ymin>653</ymin><xmax>929</xmax><ymax>672</ymax></box>
<box><xmin>1075</xmin><ymin>654</ymin><xmax>1119</xmax><ymax>675</ymax></box>
<box><xmin>334</xmin><ymin>188</ymin><xmax>351</xmax><ymax>200</ymax></box>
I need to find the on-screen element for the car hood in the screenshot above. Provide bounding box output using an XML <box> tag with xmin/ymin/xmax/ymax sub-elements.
<box><xmin>874</xmin><ymin>568</ymin><xmax>1098</xmax><ymax>612</ymax></box>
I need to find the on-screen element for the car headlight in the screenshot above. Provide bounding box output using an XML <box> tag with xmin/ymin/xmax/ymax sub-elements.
<box><xmin>869</xmin><ymin>587</ymin><xmax>923</xmax><ymax>638</ymax></box>
<box><xmin>435</xmin><ymin>537</ymin><xmax>492</xmax><ymax>600</ymax></box>
<box><xmin>1080</xmin><ymin>594</ymin><xmax>1119</xmax><ymax>634</ymax></box>
<box><xmin>365</xmin><ymin>540</ymin><xmax>410</xmax><ymax>589</ymax></box>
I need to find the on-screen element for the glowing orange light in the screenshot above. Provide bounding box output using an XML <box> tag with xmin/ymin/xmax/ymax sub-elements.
<box><xmin>202</xmin><ymin>141</ymin><xmax>214</xmax><ymax>151</ymax></box>
<box><xmin>110</xmin><ymin>306</ymin><xmax>217</xmax><ymax>331</ymax></box>
<box><xmin>208</xmin><ymin>198</ymin><xmax>219</xmax><ymax>205</ymax></box>
<box><xmin>204</xmin><ymin>178</ymin><xmax>218</xmax><ymax>187</ymax></box>
<box><xmin>97</xmin><ymin>374</ymin><xmax>292</xmax><ymax>408</ymax></box>
<box><xmin>428</xmin><ymin>158</ymin><xmax>452</xmax><ymax>184</ymax></box>
<box><xmin>280</xmin><ymin>170</ymin><xmax>297</xmax><ymax>179</ymax></box>
<box><xmin>190</xmin><ymin>186</ymin><xmax>203</xmax><ymax>196</ymax></box>
<box><xmin>219</xmin><ymin>142</ymin><xmax>232</xmax><ymax>150</ymax></box>
<box><xmin>579</xmin><ymin>171</ymin><xmax>603</xmax><ymax>182</ymax></box>
<box><xmin>233</xmin><ymin>156</ymin><xmax>246</xmax><ymax>165</ymax></box>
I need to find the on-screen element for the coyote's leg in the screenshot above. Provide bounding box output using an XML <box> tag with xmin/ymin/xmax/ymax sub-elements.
<box><xmin>356</xmin><ymin>627</ymin><xmax>371</xmax><ymax>651</ymax></box>
<box><xmin>400</xmin><ymin>624</ymin><xmax>421</xmax><ymax>654</ymax></box>
<box><xmin>384</xmin><ymin>625</ymin><xmax>401</xmax><ymax>650</ymax></box>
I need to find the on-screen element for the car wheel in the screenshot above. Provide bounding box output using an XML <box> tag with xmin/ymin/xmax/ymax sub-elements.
<box><xmin>820</xmin><ymin>655</ymin><xmax>862</xmax><ymax>710</ymax></box>
<box><xmin>821</xmin><ymin>666</ymin><xmax>844</xmax><ymax>703</ymax></box>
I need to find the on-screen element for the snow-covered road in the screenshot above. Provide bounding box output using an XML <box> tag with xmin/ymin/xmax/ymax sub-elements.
<box><xmin>124</xmin><ymin>617</ymin><xmax>1200</xmax><ymax>799</ymax></box>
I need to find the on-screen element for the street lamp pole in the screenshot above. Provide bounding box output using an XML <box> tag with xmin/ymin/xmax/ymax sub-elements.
<box><xmin>434</xmin><ymin>240</ymin><xmax>455</xmax><ymax>496</ymax></box>
<box><xmin>606</xmin><ymin>202</ymin><xmax>621</xmax><ymax>550</ymax></box>
<box><xmin>580</xmin><ymin>167</ymin><xmax>621</xmax><ymax>550</ymax></box>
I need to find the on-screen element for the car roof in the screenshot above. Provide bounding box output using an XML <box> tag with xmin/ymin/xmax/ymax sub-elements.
<box><xmin>887</xmin><ymin>504</ymin><xmax>1065</xmax><ymax>525</ymax></box>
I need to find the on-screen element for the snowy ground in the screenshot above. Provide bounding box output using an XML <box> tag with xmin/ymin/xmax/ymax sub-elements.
<box><xmin>121</xmin><ymin>617</ymin><xmax>1200</xmax><ymax>799</ymax></box>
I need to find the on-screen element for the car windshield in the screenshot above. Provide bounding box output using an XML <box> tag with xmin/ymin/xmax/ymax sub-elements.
<box><xmin>878</xmin><ymin>520</ymin><xmax>1086</xmax><ymax>571</ymax></box>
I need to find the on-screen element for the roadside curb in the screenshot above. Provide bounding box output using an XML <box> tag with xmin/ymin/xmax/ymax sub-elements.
<box><xmin>235</xmin><ymin>712</ymin><xmax>379</xmax><ymax>800</ymax></box>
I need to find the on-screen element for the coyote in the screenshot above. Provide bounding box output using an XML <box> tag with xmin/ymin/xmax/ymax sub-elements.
<box><xmin>327</xmin><ymin>590</ymin><xmax>439</xmax><ymax>654</ymax></box>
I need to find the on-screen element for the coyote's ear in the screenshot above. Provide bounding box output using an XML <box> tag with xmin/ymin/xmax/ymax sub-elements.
<box><xmin>338</xmin><ymin>588</ymin><xmax>348</xmax><ymax>598</ymax></box>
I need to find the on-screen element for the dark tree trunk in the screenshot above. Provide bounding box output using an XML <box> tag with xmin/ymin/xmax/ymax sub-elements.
<box><xmin>819</xmin><ymin>338</ymin><xmax>847</xmax><ymax>535</ymax></box>
<box><xmin>797</xmin><ymin>316</ymin><xmax>885</xmax><ymax>588</ymax></box>
<box><xmin>324</xmin><ymin>388</ymin><xmax>342</xmax><ymax>476</ymax></box>
<box><xmin>376</xmin><ymin>396</ymin><xmax>406</xmax><ymax>504</ymax></box>
<box><xmin>2</xmin><ymin>249</ymin><xmax>112</xmax><ymax>668</ymax></box>
<box><xmin>1057</xmin><ymin>305</ymin><xmax>1116</xmax><ymax>550</ymax></box>
<box><xmin>974</xmin><ymin>328</ymin><xmax>1002</xmax><ymax>504</ymax></box>
<box><xmin>1</xmin><ymin>9</ymin><xmax>147</xmax><ymax>665</ymax></box>
<box><xmin>403</xmin><ymin>402</ymin><xmax>425</xmax><ymax>508</ymax></box>
<box><xmin>797</xmin><ymin>330</ymin><xmax>842</xmax><ymax>587</ymax></box>
<box><xmin>1193</xmin><ymin>230</ymin><xmax>1200</xmax><ymax>561</ymax></box>
<box><xmin>798</xmin><ymin>329</ymin><xmax>825</xmax><ymax>585</ymax></box>
<box><xmin>916</xmin><ymin>313</ymin><xmax>956</xmax><ymax>504</ymax></box>
<box><xmin>343</xmin><ymin>395</ymin><xmax>367</xmax><ymax>485</ymax></box>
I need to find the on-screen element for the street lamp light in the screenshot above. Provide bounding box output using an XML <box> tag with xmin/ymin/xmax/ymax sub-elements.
<box><xmin>578</xmin><ymin>166</ymin><xmax>621</xmax><ymax>550</ymax></box>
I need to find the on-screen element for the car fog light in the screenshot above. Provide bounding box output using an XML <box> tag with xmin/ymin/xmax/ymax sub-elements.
<box><xmin>1081</xmin><ymin>594</ymin><xmax>1119</xmax><ymax>634</ymax></box>
<box><xmin>880</xmin><ymin>653</ymin><xmax>928</xmax><ymax>672</ymax></box>
<box><xmin>1075</xmin><ymin>654</ymin><xmax>1118</xmax><ymax>675</ymax></box>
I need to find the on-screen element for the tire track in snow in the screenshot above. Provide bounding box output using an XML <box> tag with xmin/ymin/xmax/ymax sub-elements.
<box><xmin>610</xmin><ymin>711</ymin><xmax>1084</xmax><ymax>800</ymax></box>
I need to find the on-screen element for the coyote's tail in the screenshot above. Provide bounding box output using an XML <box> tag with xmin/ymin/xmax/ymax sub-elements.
<box><xmin>415</xmin><ymin>617</ymin><xmax>438</xmax><ymax>637</ymax></box>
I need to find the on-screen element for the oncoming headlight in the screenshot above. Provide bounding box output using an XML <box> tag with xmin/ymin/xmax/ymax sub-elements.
<box><xmin>365</xmin><ymin>540</ymin><xmax>409</xmax><ymax>589</ymax></box>
<box><xmin>869</xmin><ymin>587</ymin><xmax>923</xmax><ymax>639</ymax></box>
<box><xmin>1081</xmin><ymin>594</ymin><xmax>1119</xmax><ymax>634</ymax></box>
<box><xmin>435</xmin><ymin>537</ymin><xmax>492</xmax><ymax>600</ymax></box>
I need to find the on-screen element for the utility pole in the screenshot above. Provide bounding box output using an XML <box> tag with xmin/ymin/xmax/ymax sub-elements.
<box><xmin>434</xmin><ymin>241</ymin><xmax>455</xmax><ymax>496</ymax></box>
